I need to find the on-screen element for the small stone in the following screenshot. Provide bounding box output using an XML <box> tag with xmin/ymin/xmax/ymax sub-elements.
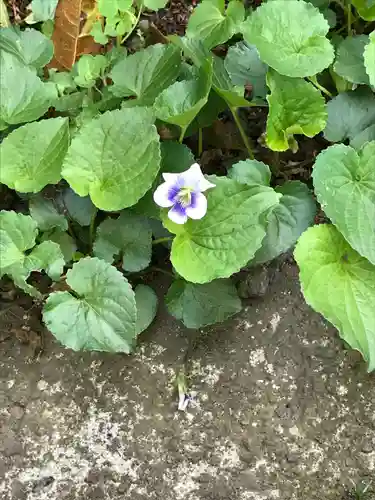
<box><xmin>361</xmin><ymin>438</ymin><xmax>374</xmax><ymax>454</ymax></box>
<box><xmin>37</xmin><ymin>380</ymin><xmax>48</xmax><ymax>391</ymax></box>
<box><xmin>9</xmin><ymin>404</ymin><xmax>25</xmax><ymax>420</ymax></box>
<box><xmin>237</xmin><ymin>266</ymin><xmax>270</xmax><ymax>299</ymax></box>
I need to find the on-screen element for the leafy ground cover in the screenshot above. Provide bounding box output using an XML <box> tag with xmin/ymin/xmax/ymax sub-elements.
<box><xmin>0</xmin><ymin>0</ymin><xmax>374</xmax><ymax>372</ymax></box>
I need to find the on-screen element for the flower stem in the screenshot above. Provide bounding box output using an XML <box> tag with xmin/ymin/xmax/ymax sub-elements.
<box><xmin>198</xmin><ymin>128</ymin><xmax>203</xmax><ymax>156</ymax></box>
<box><xmin>89</xmin><ymin>207</ymin><xmax>98</xmax><ymax>249</ymax></box>
<box><xmin>230</xmin><ymin>107</ymin><xmax>254</xmax><ymax>159</ymax></box>
<box><xmin>152</xmin><ymin>237</ymin><xmax>173</xmax><ymax>245</ymax></box>
<box><xmin>307</xmin><ymin>76</ymin><xmax>333</xmax><ymax>98</ymax></box>
<box><xmin>121</xmin><ymin>5</ymin><xmax>143</xmax><ymax>45</ymax></box>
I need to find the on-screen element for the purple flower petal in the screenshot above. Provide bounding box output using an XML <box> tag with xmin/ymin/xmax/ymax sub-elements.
<box><xmin>168</xmin><ymin>202</ymin><xmax>188</xmax><ymax>224</ymax></box>
<box><xmin>185</xmin><ymin>192</ymin><xmax>207</xmax><ymax>220</ymax></box>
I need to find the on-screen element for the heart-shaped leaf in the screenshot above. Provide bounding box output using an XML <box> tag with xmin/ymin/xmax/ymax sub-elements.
<box><xmin>43</xmin><ymin>257</ymin><xmax>138</xmax><ymax>352</ymax></box>
<box><xmin>313</xmin><ymin>142</ymin><xmax>375</xmax><ymax>264</ymax></box>
<box><xmin>295</xmin><ymin>224</ymin><xmax>375</xmax><ymax>372</ymax></box>
<box><xmin>0</xmin><ymin>27</ymin><xmax>53</xmax><ymax>68</ymax></box>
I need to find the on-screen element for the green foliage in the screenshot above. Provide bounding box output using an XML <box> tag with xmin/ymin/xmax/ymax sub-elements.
<box><xmin>25</xmin><ymin>0</ymin><xmax>59</xmax><ymax>24</ymax></box>
<box><xmin>166</xmin><ymin>278</ymin><xmax>241</xmax><ymax>328</ymax></box>
<box><xmin>364</xmin><ymin>31</ymin><xmax>375</xmax><ymax>86</ymax></box>
<box><xmin>265</xmin><ymin>70</ymin><xmax>327</xmax><ymax>152</ymax></box>
<box><xmin>134</xmin><ymin>285</ymin><xmax>158</xmax><ymax>336</ymax></box>
<box><xmin>295</xmin><ymin>224</ymin><xmax>375</xmax><ymax>372</ymax></box>
<box><xmin>29</xmin><ymin>195</ymin><xmax>68</xmax><ymax>232</ymax></box>
<box><xmin>352</xmin><ymin>0</ymin><xmax>375</xmax><ymax>20</ymax></box>
<box><xmin>241</xmin><ymin>0</ymin><xmax>334</xmax><ymax>78</ymax></box>
<box><xmin>313</xmin><ymin>142</ymin><xmax>375</xmax><ymax>265</ymax></box>
<box><xmin>333</xmin><ymin>35</ymin><xmax>370</xmax><ymax>85</ymax></box>
<box><xmin>73</xmin><ymin>55</ymin><xmax>108</xmax><ymax>88</ymax></box>
<box><xmin>0</xmin><ymin>27</ymin><xmax>53</xmax><ymax>69</ymax></box>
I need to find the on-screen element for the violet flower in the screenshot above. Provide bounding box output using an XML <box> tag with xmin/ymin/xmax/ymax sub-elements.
<box><xmin>153</xmin><ymin>163</ymin><xmax>215</xmax><ymax>224</ymax></box>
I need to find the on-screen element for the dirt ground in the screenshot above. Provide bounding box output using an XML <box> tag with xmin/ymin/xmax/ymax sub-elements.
<box><xmin>0</xmin><ymin>263</ymin><xmax>374</xmax><ymax>500</ymax></box>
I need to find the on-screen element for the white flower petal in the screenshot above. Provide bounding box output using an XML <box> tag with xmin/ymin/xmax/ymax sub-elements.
<box><xmin>153</xmin><ymin>182</ymin><xmax>174</xmax><ymax>208</ymax></box>
<box><xmin>180</xmin><ymin>163</ymin><xmax>215</xmax><ymax>192</ymax></box>
<box><xmin>185</xmin><ymin>192</ymin><xmax>207</xmax><ymax>220</ymax></box>
<box><xmin>168</xmin><ymin>206</ymin><xmax>188</xmax><ymax>224</ymax></box>
<box><xmin>162</xmin><ymin>172</ymin><xmax>180</xmax><ymax>183</ymax></box>
<box><xmin>198</xmin><ymin>177</ymin><xmax>216</xmax><ymax>192</ymax></box>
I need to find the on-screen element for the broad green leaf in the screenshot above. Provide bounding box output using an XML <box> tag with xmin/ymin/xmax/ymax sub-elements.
<box><xmin>333</xmin><ymin>35</ymin><xmax>370</xmax><ymax>85</ymax></box>
<box><xmin>251</xmin><ymin>181</ymin><xmax>316</xmax><ymax>265</ymax></box>
<box><xmin>110</xmin><ymin>44</ymin><xmax>182</xmax><ymax>105</ymax></box>
<box><xmin>62</xmin><ymin>108</ymin><xmax>161</xmax><ymax>211</ymax></box>
<box><xmin>56</xmin><ymin>188</ymin><xmax>96</xmax><ymax>227</ymax></box>
<box><xmin>313</xmin><ymin>142</ymin><xmax>375</xmax><ymax>264</ymax></box>
<box><xmin>143</xmin><ymin>0</ymin><xmax>168</xmax><ymax>9</ymax></box>
<box><xmin>154</xmin><ymin>59</ymin><xmax>213</xmax><ymax>133</ymax></box>
<box><xmin>43</xmin><ymin>257</ymin><xmax>137</xmax><ymax>353</ymax></box>
<box><xmin>224</xmin><ymin>41</ymin><xmax>268</xmax><ymax>99</ymax></box>
<box><xmin>49</xmin><ymin>69</ymin><xmax>77</xmax><ymax>94</ymax></box>
<box><xmin>0</xmin><ymin>52</ymin><xmax>58</xmax><ymax>127</ymax></box>
<box><xmin>364</xmin><ymin>31</ymin><xmax>375</xmax><ymax>86</ymax></box>
<box><xmin>73</xmin><ymin>54</ymin><xmax>108</xmax><ymax>88</ymax></box>
<box><xmin>351</xmin><ymin>124</ymin><xmax>375</xmax><ymax>151</ymax></box>
<box><xmin>186</xmin><ymin>0</ymin><xmax>245</xmax><ymax>50</ymax></box>
<box><xmin>324</xmin><ymin>89</ymin><xmax>375</xmax><ymax>147</ymax></box>
<box><xmin>228</xmin><ymin>159</ymin><xmax>271</xmax><ymax>187</ymax></box>
<box><xmin>295</xmin><ymin>224</ymin><xmax>375</xmax><ymax>371</ymax></box>
<box><xmin>25</xmin><ymin>0</ymin><xmax>59</xmax><ymax>23</ymax></box>
<box><xmin>90</xmin><ymin>20</ymin><xmax>108</xmax><ymax>45</ymax></box>
<box><xmin>0</xmin><ymin>211</ymin><xmax>64</xmax><ymax>297</ymax></box>
<box><xmin>166</xmin><ymin>278</ymin><xmax>241</xmax><ymax>329</ymax></box>
<box><xmin>352</xmin><ymin>0</ymin><xmax>375</xmax><ymax>20</ymax></box>
<box><xmin>41</xmin><ymin>230</ymin><xmax>77</xmax><ymax>263</ymax></box>
<box><xmin>242</xmin><ymin>0</ymin><xmax>334</xmax><ymax>78</ymax></box>
<box><xmin>266</xmin><ymin>70</ymin><xmax>327</xmax><ymax>152</ymax></box>
<box><xmin>0</xmin><ymin>27</ymin><xmax>53</xmax><ymax>69</ymax></box>
<box><xmin>212</xmin><ymin>55</ymin><xmax>252</xmax><ymax>108</ymax></box>
<box><xmin>134</xmin><ymin>285</ymin><xmax>158</xmax><ymax>335</ymax></box>
<box><xmin>0</xmin><ymin>117</ymin><xmax>69</xmax><ymax>193</ymax></box>
<box><xmin>29</xmin><ymin>195</ymin><xmax>68</xmax><ymax>232</ymax></box>
<box><xmin>94</xmin><ymin>212</ymin><xmax>152</xmax><ymax>272</ymax></box>
<box><xmin>98</xmin><ymin>0</ymin><xmax>133</xmax><ymax>17</ymax></box>
<box><xmin>164</xmin><ymin>176</ymin><xmax>281</xmax><ymax>283</ymax></box>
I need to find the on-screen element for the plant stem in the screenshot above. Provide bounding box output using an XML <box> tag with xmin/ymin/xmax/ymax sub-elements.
<box><xmin>152</xmin><ymin>237</ymin><xmax>173</xmax><ymax>245</ymax></box>
<box><xmin>151</xmin><ymin>266</ymin><xmax>175</xmax><ymax>277</ymax></box>
<box><xmin>121</xmin><ymin>5</ymin><xmax>143</xmax><ymax>44</ymax></box>
<box><xmin>307</xmin><ymin>76</ymin><xmax>333</xmax><ymax>98</ymax></box>
<box><xmin>230</xmin><ymin>107</ymin><xmax>254</xmax><ymax>159</ymax></box>
<box><xmin>198</xmin><ymin>128</ymin><xmax>203</xmax><ymax>156</ymax></box>
<box><xmin>179</xmin><ymin>126</ymin><xmax>187</xmax><ymax>143</ymax></box>
<box><xmin>89</xmin><ymin>207</ymin><xmax>98</xmax><ymax>249</ymax></box>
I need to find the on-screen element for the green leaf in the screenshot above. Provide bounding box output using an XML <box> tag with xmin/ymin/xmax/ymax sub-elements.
<box><xmin>352</xmin><ymin>0</ymin><xmax>375</xmax><ymax>20</ymax></box>
<box><xmin>62</xmin><ymin>108</ymin><xmax>161</xmax><ymax>211</ymax></box>
<box><xmin>0</xmin><ymin>52</ymin><xmax>58</xmax><ymax>127</ymax></box>
<box><xmin>242</xmin><ymin>0</ymin><xmax>334</xmax><ymax>78</ymax></box>
<box><xmin>98</xmin><ymin>0</ymin><xmax>133</xmax><ymax>16</ymax></box>
<box><xmin>43</xmin><ymin>257</ymin><xmax>137</xmax><ymax>353</ymax></box>
<box><xmin>0</xmin><ymin>27</ymin><xmax>53</xmax><ymax>69</ymax></box>
<box><xmin>364</xmin><ymin>31</ymin><xmax>375</xmax><ymax>86</ymax></box>
<box><xmin>313</xmin><ymin>142</ymin><xmax>375</xmax><ymax>264</ymax></box>
<box><xmin>29</xmin><ymin>195</ymin><xmax>68</xmax><ymax>232</ymax></box>
<box><xmin>166</xmin><ymin>278</ymin><xmax>241</xmax><ymax>329</ymax></box>
<box><xmin>56</xmin><ymin>188</ymin><xmax>96</xmax><ymax>227</ymax></box>
<box><xmin>164</xmin><ymin>176</ymin><xmax>281</xmax><ymax>283</ymax></box>
<box><xmin>251</xmin><ymin>181</ymin><xmax>316</xmax><ymax>265</ymax></box>
<box><xmin>110</xmin><ymin>44</ymin><xmax>181</xmax><ymax>106</ymax></box>
<box><xmin>41</xmin><ymin>230</ymin><xmax>77</xmax><ymax>263</ymax></box>
<box><xmin>228</xmin><ymin>159</ymin><xmax>271</xmax><ymax>187</ymax></box>
<box><xmin>73</xmin><ymin>54</ymin><xmax>108</xmax><ymax>88</ymax></box>
<box><xmin>324</xmin><ymin>89</ymin><xmax>375</xmax><ymax>147</ymax></box>
<box><xmin>25</xmin><ymin>0</ymin><xmax>59</xmax><ymax>23</ymax></box>
<box><xmin>224</xmin><ymin>41</ymin><xmax>268</xmax><ymax>100</ymax></box>
<box><xmin>90</xmin><ymin>20</ymin><xmax>109</xmax><ymax>45</ymax></box>
<box><xmin>294</xmin><ymin>224</ymin><xmax>375</xmax><ymax>372</ymax></box>
<box><xmin>0</xmin><ymin>117</ymin><xmax>69</xmax><ymax>193</ymax></box>
<box><xmin>154</xmin><ymin>59</ymin><xmax>213</xmax><ymax>133</ymax></box>
<box><xmin>25</xmin><ymin>240</ymin><xmax>64</xmax><ymax>281</ymax></box>
<box><xmin>351</xmin><ymin>124</ymin><xmax>375</xmax><ymax>151</ymax></box>
<box><xmin>134</xmin><ymin>284</ymin><xmax>158</xmax><ymax>335</ymax></box>
<box><xmin>212</xmin><ymin>55</ymin><xmax>252</xmax><ymax>108</ymax></box>
<box><xmin>333</xmin><ymin>35</ymin><xmax>370</xmax><ymax>85</ymax></box>
<box><xmin>143</xmin><ymin>0</ymin><xmax>168</xmax><ymax>9</ymax></box>
<box><xmin>265</xmin><ymin>70</ymin><xmax>327</xmax><ymax>152</ymax></box>
<box><xmin>186</xmin><ymin>0</ymin><xmax>245</xmax><ymax>50</ymax></box>
<box><xmin>94</xmin><ymin>212</ymin><xmax>152</xmax><ymax>272</ymax></box>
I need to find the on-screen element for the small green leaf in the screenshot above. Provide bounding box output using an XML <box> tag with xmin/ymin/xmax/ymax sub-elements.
<box><xmin>43</xmin><ymin>257</ymin><xmax>137</xmax><ymax>353</ymax></box>
<box><xmin>352</xmin><ymin>0</ymin><xmax>375</xmax><ymax>20</ymax></box>
<box><xmin>29</xmin><ymin>195</ymin><xmax>68</xmax><ymax>232</ymax></box>
<box><xmin>154</xmin><ymin>59</ymin><xmax>213</xmax><ymax>132</ymax></box>
<box><xmin>110</xmin><ymin>44</ymin><xmax>181</xmax><ymax>105</ymax></box>
<box><xmin>94</xmin><ymin>212</ymin><xmax>152</xmax><ymax>272</ymax></box>
<box><xmin>186</xmin><ymin>0</ymin><xmax>245</xmax><ymax>49</ymax></box>
<box><xmin>164</xmin><ymin>176</ymin><xmax>281</xmax><ymax>283</ymax></box>
<box><xmin>313</xmin><ymin>142</ymin><xmax>375</xmax><ymax>264</ymax></box>
<box><xmin>295</xmin><ymin>224</ymin><xmax>375</xmax><ymax>372</ymax></box>
<box><xmin>212</xmin><ymin>55</ymin><xmax>252</xmax><ymax>108</ymax></box>
<box><xmin>251</xmin><ymin>181</ymin><xmax>316</xmax><ymax>265</ymax></box>
<box><xmin>0</xmin><ymin>117</ymin><xmax>69</xmax><ymax>193</ymax></box>
<box><xmin>228</xmin><ymin>159</ymin><xmax>271</xmax><ymax>187</ymax></box>
<box><xmin>333</xmin><ymin>35</ymin><xmax>370</xmax><ymax>85</ymax></box>
<box><xmin>134</xmin><ymin>285</ymin><xmax>158</xmax><ymax>335</ymax></box>
<box><xmin>166</xmin><ymin>278</ymin><xmax>241</xmax><ymax>329</ymax></box>
<box><xmin>364</xmin><ymin>31</ymin><xmax>375</xmax><ymax>87</ymax></box>
<box><xmin>224</xmin><ymin>41</ymin><xmax>268</xmax><ymax>99</ymax></box>
<box><xmin>0</xmin><ymin>27</ymin><xmax>53</xmax><ymax>69</ymax></box>
<box><xmin>266</xmin><ymin>70</ymin><xmax>327</xmax><ymax>152</ymax></box>
<box><xmin>25</xmin><ymin>0</ymin><xmax>59</xmax><ymax>23</ymax></box>
<box><xmin>25</xmin><ymin>240</ymin><xmax>64</xmax><ymax>281</ymax></box>
<box><xmin>56</xmin><ymin>188</ymin><xmax>96</xmax><ymax>227</ymax></box>
<box><xmin>62</xmin><ymin>108</ymin><xmax>161</xmax><ymax>211</ymax></box>
<box><xmin>0</xmin><ymin>52</ymin><xmax>58</xmax><ymax>127</ymax></box>
<box><xmin>242</xmin><ymin>0</ymin><xmax>334</xmax><ymax>77</ymax></box>
<box><xmin>90</xmin><ymin>20</ymin><xmax>109</xmax><ymax>45</ymax></box>
<box><xmin>73</xmin><ymin>54</ymin><xmax>108</xmax><ymax>88</ymax></box>
<box><xmin>41</xmin><ymin>230</ymin><xmax>77</xmax><ymax>263</ymax></box>
<box><xmin>143</xmin><ymin>0</ymin><xmax>168</xmax><ymax>9</ymax></box>
<box><xmin>324</xmin><ymin>88</ymin><xmax>375</xmax><ymax>146</ymax></box>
